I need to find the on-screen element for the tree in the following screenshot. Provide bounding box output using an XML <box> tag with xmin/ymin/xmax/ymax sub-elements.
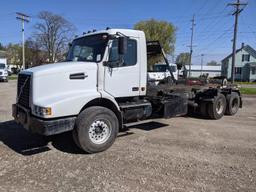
<box><xmin>0</xmin><ymin>42</ymin><xmax>5</xmax><ymax>50</ymax></box>
<box><xmin>5</xmin><ymin>43</ymin><xmax>22</xmax><ymax>67</ymax></box>
<box><xmin>175</xmin><ymin>52</ymin><xmax>190</xmax><ymax>66</ymax></box>
<box><xmin>207</xmin><ymin>60</ymin><xmax>220</xmax><ymax>66</ymax></box>
<box><xmin>25</xmin><ymin>39</ymin><xmax>48</xmax><ymax>67</ymax></box>
<box><xmin>134</xmin><ymin>19</ymin><xmax>176</xmax><ymax>67</ymax></box>
<box><xmin>33</xmin><ymin>11</ymin><xmax>75</xmax><ymax>63</ymax></box>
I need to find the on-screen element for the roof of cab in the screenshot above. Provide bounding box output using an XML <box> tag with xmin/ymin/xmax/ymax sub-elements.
<box><xmin>76</xmin><ymin>28</ymin><xmax>144</xmax><ymax>39</ymax></box>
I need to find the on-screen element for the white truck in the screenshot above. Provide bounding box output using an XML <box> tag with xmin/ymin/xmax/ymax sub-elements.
<box><xmin>13</xmin><ymin>29</ymin><xmax>242</xmax><ymax>153</ymax></box>
<box><xmin>0</xmin><ymin>62</ymin><xmax>8</xmax><ymax>82</ymax></box>
<box><xmin>148</xmin><ymin>63</ymin><xmax>178</xmax><ymax>84</ymax></box>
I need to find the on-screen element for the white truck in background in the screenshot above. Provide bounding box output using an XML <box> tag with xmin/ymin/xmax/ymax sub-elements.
<box><xmin>148</xmin><ymin>63</ymin><xmax>178</xmax><ymax>84</ymax></box>
<box><xmin>0</xmin><ymin>58</ymin><xmax>8</xmax><ymax>82</ymax></box>
<box><xmin>13</xmin><ymin>28</ymin><xmax>242</xmax><ymax>153</ymax></box>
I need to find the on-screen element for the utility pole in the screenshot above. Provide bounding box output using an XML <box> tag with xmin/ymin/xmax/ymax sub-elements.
<box><xmin>200</xmin><ymin>54</ymin><xmax>204</xmax><ymax>75</ymax></box>
<box><xmin>188</xmin><ymin>15</ymin><xmax>196</xmax><ymax>77</ymax></box>
<box><xmin>228</xmin><ymin>0</ymin><xmax>247</xmax><ymax>83</ymax></box>
<box><xmin>16</xmin><ymin>12</ymin><xmax>30</xmax><ymax>70</ymax></box>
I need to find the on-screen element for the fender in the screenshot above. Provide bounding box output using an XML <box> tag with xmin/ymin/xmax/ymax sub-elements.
<box><xmin>80</xmin><ymin>93</ymin><xmax>123</xmax><ymax>130</ymax></box>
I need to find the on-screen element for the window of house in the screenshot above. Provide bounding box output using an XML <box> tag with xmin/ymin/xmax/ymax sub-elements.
<box><xmin>242</xmin><ymin>54</ymin><xmax>250</xmax><ymax>62</ymax></box>
<box><xmin>109</xmin><ymin>39</ymin><xmax>137</xmax><ymax>67</ymax></box>
<box><xmin>235</xmin><ymin>67</ymin><xmax>242</xmax><ymax>74</ymax></box>
<box><xmin>252</xmin><ymin>67</ymin><xmax>256</xmax><ymax>75</ymax></box>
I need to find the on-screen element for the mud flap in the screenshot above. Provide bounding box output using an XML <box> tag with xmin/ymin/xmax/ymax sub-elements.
<box><xmin>162</xmin><ymin>95</ymin><xmax>188</xmax><ymax>118</ymax></box>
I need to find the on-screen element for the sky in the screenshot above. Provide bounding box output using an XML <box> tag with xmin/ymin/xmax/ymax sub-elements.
<box><xmin>0</xmin><ymin>0</ymin><xmax>255</xmax><ymax>64</ymax></box>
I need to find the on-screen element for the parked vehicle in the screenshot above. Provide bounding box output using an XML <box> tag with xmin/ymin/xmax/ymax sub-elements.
<box><xmin>148</xmin><ymin>63</ymin><xmax>178</xmax><ymax>84</ymax></box>
<box><xmin>6</xmin><ymin>65</ymin><xmax>13</xmax><ymax>76</ymax></box>
<box><xmin>12</xmin><ymin>29</ymin><xmax>242</xmax><ymax>153</ymax></box>
<box><xmin>0</xmin><ymin>63</ymin><xmax>8</xmax><ymax>82</ymax></box>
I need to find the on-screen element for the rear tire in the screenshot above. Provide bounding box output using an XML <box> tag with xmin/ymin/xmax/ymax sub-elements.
<box><xmin>207</xmin><ymin>93</ymin><xmax>226</xmax><ymax>120</ymax></box>
<box><xmin>225</xmin><ymin>92</ymin><xmax>240</xmax><ymax>115</ymax></box>
<box><xmin>73</xmin><ymin>106</ymin><xmax>119</xmax><ymax>153</ymax></box>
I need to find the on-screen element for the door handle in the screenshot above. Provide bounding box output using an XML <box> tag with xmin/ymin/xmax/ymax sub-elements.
<box><xmin>69</xmin><ymin>73</ymin><xmax>88</xmax><ymax>80</ymax></box>
<box><xmin>132</xmin><ymin>87</ymin><xmax>139</xmax><ymax>91</ymax></box>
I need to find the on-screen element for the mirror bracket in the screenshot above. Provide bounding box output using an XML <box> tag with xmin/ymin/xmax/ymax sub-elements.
<box><xmin>118</xmin><ymin>36</ymin><xmax>128</xmax><ymax>55</ymax></box>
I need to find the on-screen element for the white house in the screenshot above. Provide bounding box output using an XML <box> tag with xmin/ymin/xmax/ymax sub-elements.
<box><xmin>221</xmin><ymin>43</ymin><xmax>256</xmax><ymax>82</ymax></box>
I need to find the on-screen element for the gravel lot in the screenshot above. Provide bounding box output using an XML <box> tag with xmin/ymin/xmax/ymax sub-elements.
<box><xmin>0</xmin><ymin>80</ymin><xmax>256</xmax><ymax>192</ymax></box>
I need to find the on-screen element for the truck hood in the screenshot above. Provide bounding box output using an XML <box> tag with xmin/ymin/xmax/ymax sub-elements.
<box><xmin>24</xmin><ymin>61</ymin><xmax>97</xmax><ymax>77</ymax></box>
<box><xmin>22</xmin><ymin>61</ymin><xmax>99</xmax><ymax>118</ymax></box>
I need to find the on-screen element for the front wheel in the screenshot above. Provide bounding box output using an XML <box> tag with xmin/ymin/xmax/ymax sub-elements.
<box><xmin>73</xmin><ymin>106</ymin><xmax>119</xmax><ymax>153</ymax></box>
<box><xmin>207</xmin><ymin>93</ymin><xmax>226</xmax><ymax>120</ymax></box>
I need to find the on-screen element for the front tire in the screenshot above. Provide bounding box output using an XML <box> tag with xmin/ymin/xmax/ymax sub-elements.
<box><xmin>73</xmin><ymin>106</ymin><xmax>119</xmax><ymax>153</ymax></box>
<box><xmin>207</xmin><ymin>93</ymin><xmax>226</xmax><ymax>120</ymax></box>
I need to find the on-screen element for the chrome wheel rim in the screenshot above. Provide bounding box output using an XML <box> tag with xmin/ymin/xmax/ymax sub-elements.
<box><xmin>216</xmin><ymin>99</ymin><xmax>224</xmax><ymax>115</ymax></box>
<box><xmin>88</xmin><ymin>119</ymin><xmax>111</xmax><ymax>144</ymax></box>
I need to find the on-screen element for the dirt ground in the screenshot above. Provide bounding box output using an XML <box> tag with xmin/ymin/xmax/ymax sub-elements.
<box><xmin>0</xmin><ymin>80</ymin><xmax>255</xmax><ymax>192</ymax></box>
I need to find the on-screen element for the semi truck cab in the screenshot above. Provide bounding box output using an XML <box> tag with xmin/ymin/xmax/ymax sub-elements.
<box><xmin>13</xmin><ymin>28</ymin><xmax>242</xmax><ymax>153</ymax></box>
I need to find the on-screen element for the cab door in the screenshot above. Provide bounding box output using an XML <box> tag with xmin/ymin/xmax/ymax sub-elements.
<box><xmin>104</xmin><ymin>38</ymin><xmax>140</xmax><ymax>97</ymax></box>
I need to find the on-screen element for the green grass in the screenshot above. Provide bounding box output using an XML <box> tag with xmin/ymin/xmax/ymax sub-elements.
<box><xmin>236</xmin><ymin>81</ymin><xmax>256</xmax><ymax>85</ymax></box>
<box><xmin>8</xmin><ymin>75</ymin><xmax>18</xmax><ymax>80</ymax></box>
<box><xmin>240</xmin><ymin>88</ymin><xmax>256</xmax><ymax>95</ymax></box>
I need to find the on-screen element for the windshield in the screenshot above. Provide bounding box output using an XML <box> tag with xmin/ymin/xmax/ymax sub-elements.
<box><xmin>66</xmin><ymin>33</ymin><xmax>109</xmax><ymax>62</ymax></box>
<box><xmin>153</xmin><ymin>65</ymin><xmax>167</xmax><ymax>72</ymax></box>
<box><xmin>150</xmin><ymin>64</ymin><xmax>177</xmax><ymax>73</ymax></box>
<box><xmin>0</xmin><ymin>63</ymin><xmax>6</xmax><ymax>69</ymax></box>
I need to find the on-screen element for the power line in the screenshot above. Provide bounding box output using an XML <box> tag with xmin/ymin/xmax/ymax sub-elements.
<box><xmin>195</xmin><ymin>0</ymin><xmax>210</xmax><ymax>13</ymax></box>
<box><xmin>228</xmin><ymin>0</ymin><xmax>247</xmax><ymax>83</ymax></box>
<box><xmin>240</xmin><ymin>16</ymin><xmax>256</xmax><ymax>41</ymax></box>
<box><xmin>196</xmin><ymin>25</ymin><xmax>234</xmax><ymax>53</ymax></box>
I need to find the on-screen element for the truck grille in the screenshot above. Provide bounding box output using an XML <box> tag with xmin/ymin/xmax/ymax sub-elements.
<box><xmin>17</xmin><ymin>74</ymin><xmax>31</xmax><ymax>108</ymax></box>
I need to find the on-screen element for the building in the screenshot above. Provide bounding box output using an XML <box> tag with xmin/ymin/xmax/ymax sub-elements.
<box><xmin>185</xmin><ymin>65</ymin><xmax>221</xmax><ymax>78</ymax></box>
<box><xmin>221</xmin><ymin>43</ymin><xmax>256</xmax><ymax>82</ymax></box>
<box><xmin>0</xmin><ymin>50</ymin><xmax>7</xmax><ymax>65</ymax></box>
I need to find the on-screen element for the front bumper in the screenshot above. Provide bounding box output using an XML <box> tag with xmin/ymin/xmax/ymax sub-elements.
<box><xmin>12</xmin><ymin>104</ymin><xmax>76</xmax><ymax>136</ymax></box>
<box><xmin>0</xmin><ymin>76</ymin><xmax>7</xmax><ymax>80</ymax></box>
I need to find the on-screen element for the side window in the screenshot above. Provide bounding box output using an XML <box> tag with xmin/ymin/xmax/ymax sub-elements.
<box><xmin>252</xmin><ymin>67</ymin><xmax>256</xmax><ymax>75</ymax></box>
<box><xmin>109</xmin><ymin>39</ymin><xmax>137</xmax><ymax>67</ymax></box>
<box><xmin>123</xmin><ymin>39</ymin><xmax>137</xmax><ymax>66</ymax></box>
<box><xmin>109</xmin><ymin>40</ymin><xmax>119</xmax><ymax>62</ymax></box>
<box><xmin>242</xmin><ymin>54</ymin><xmax>250</xmax><ymax>62</ymax></box>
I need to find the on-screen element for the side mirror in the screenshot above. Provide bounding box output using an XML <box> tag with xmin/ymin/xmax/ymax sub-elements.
<box><xmin>68</xmin><ymin>42</ymin><xmax>72</xmax><ymax>47</ymax></box>
<box><xmin>118</xmin><ymin>36</ymin><xmax>127</xmax><ymax>55</ymax></box>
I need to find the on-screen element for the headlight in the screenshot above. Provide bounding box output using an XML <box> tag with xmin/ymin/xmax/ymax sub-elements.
<box><xmin>33</xmin><ymin>105</ymin><xmax>52</xmax><ymax>116</ymax></box>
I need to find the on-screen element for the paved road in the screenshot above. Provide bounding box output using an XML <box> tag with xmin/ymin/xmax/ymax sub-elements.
<box><xmin>0</xmin><ymin>81</ymin><xmax>256</xmax><ymax>192</ymax></box>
